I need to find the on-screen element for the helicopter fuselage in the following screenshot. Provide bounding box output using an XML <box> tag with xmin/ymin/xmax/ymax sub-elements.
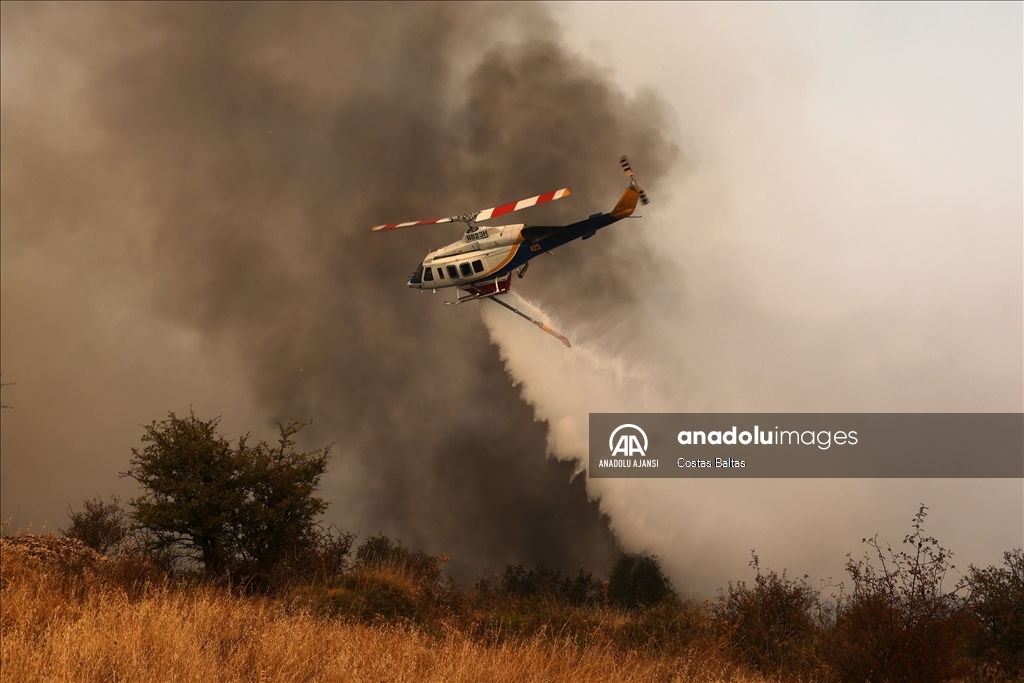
<box><xmin>407</xmin><ymin>210</ymin><xmax>620</xmax><ymax>293</ymax></box>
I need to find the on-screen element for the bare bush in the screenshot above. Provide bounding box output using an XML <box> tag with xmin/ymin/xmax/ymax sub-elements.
<box><xmin>826</xmin><ymin>505</ymin><xmax>971</xmax><ymax>682</ymax></box>
<box><xmin>63</xmin><ymin>495</ymin><xmax>130</xmax><ymax>556</ymax></box>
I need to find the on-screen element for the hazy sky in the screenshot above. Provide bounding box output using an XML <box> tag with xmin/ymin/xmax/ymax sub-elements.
<box><xmin>2</xmin><ymin>2</ymin><xmax>1021</xmax><ymax>595</ymax></box>
<box><xmin>496</xmin><ymin>2</ymin><xmax>1023</xmax><ymax>594</ymax></box>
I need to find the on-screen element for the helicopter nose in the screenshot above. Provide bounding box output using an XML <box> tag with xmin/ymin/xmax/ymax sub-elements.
<box><xmin>407</xmin><ymin>263</ymin><xmax>424</xmax><ymax>287</ymax></box>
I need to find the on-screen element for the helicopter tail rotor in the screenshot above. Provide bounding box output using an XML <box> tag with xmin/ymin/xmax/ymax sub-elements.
<box><xmin>620</xmin><ymin>156</ymin><xmax>650</xmax><ymax>205</ymax></box>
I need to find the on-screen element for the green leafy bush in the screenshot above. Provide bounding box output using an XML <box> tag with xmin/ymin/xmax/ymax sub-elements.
<box><xmin>123</xmin><ymin>411</ymin><xmax>335</xmax><ymax>587</ymax></box>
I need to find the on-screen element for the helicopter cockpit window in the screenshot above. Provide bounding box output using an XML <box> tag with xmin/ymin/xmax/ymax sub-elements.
<box><xmin>423</xmin><ymin>267</ymin><xmax>434</xmax><ymax>282</ymax></box>
<box><xmin>471</xmin><ymin>260</ymin><xmax>484</xmax><ymax>273</ymax></box>
<box><xmin>460</xmin><ymin>263</ymin><xmax>473</xmax><ymax>277</ymax></box>
<box><xmin>446</xmin><ymin>265</ymin><xmax>459</xmax><ymax>279</ymax></box>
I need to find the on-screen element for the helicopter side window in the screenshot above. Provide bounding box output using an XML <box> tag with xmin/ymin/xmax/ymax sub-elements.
<box><xmin>436</xmin><ymin>267</ymin><xmax>444</xmax><ymax>279</ymax></box>
<box><xmin>446</xmin><ymin>265</ymin><xmax>459</xmax><ymax>279</ymax></box>
<box><xmin>423</xmin><ymin>267</ymin><xmax>434</xmax><ymax>282</ymax></box>
<box><xmin>471</xmin><ymin>260</ymin><xmax>484</xmax><ymax>273</ymax></box>
<box><xmin>460</xmin><ymin>263</ymin><xmax>473</xmax><ymax>278</ymax></box>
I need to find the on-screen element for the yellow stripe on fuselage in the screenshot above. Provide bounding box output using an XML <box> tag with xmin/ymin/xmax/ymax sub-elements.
<box><xmin>480</xmin><ymin>234</ymin><xmax>523</xmax><ymax>279</ymax></box>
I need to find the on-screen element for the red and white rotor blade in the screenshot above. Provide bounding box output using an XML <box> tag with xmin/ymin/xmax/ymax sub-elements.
<box><xmin>370</xmin><ymin>214</ymin><xmax>457</xmax><ymax>232</ymax></box>
<box><xmin>370</xmin><ymin>187</ymin><xmax>571</xmax><ymax>232</ymax></box>
<box><xmin>473</xmin><ymin>187</ymin><xmax>571</xmax><ymax>222</ymax></box>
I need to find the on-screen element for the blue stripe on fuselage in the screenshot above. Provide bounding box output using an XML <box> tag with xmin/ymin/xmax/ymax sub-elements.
<box><xmin>486</xmin><ymin>212</ymin><xmax>620</xmax><ymax>279</ymax></box>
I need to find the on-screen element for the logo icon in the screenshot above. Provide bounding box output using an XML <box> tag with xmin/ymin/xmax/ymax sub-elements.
<box><xmin>609</xmin><ymin>424</ymin><xmax>648</xmax><ymax>457</ymax></box>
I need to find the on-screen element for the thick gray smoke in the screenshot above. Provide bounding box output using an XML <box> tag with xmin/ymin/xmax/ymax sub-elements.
<box><xmin>1</xmin><ymin>3</ymin><xmax>676</xmax><ymax>577</ymax></box>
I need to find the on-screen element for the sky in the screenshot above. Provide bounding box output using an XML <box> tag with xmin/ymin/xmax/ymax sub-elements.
<box><xmin>1</xmin><ymin>2</ymin><xmax>1021</xmax><ymax>596</ymax></box>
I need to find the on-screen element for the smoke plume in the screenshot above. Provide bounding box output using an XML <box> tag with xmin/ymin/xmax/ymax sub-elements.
<box><xmin>482</xmin><ymin>3</ymin><xmax>1023</xmax><ymax>597</ymax></box>
<box><xmin>1</xmin><ymin>3</ymin><xmax>677</xmax><ymax>577</ymax></box>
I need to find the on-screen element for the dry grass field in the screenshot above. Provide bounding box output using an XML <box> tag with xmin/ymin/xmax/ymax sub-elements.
<box><xmin>5</xmin><ymin>530</ymin><xmax>1019</xmax><ymax>682</ymax></box>
<box><xmin>0</xmin><ymin>536</ymin><xmax>766</xmax><ymax>683</ymax></box>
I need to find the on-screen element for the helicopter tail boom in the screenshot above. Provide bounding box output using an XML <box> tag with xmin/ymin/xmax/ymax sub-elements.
<box><xmin>610</xmin><ymin>185</ymin><xmax>642</xmax><ymax>219</ymax></box>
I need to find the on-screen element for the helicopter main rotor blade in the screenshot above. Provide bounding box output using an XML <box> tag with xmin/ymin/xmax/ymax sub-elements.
<box><xmin>371</xmin><ymin>187</ymin><xmax>571</xmax><ymax>232</ymax></box>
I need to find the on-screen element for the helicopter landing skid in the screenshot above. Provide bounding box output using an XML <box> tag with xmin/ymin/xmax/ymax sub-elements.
<box><xmin>445</xmin><ymin>289</ymin><xmax>501</xmax><ymax>306</ymax></box>
<box><xmin>446</xmin><ymin>275</ymin><xmax>512</xmax><ymax>306</ymax></box>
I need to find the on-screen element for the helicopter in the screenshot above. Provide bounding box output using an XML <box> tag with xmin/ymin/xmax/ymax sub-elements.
<box><xmin>371</xmin><ymin>157</ymin><xmax>650</xmax><ymax>347</ymax></box>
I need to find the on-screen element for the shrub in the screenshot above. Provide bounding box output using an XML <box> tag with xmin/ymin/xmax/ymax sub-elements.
<box><xmin>964</xmin><ymin>548</ymin><xmax>1024</xmax><ymax>681</ymax></box>
<box><xmin>322</xmin><ymin>535</ymin><xmax>442</xmax><ymax>625</ymax></box>
<box><xmin>329</xmin><ymin>573</ymin><xmax>418</xmax><ymax>623</ymax></box>
<box><xmin>315</xmin><ymin>534</ymin><xmax>453</xmax><ymax>624</ymax></box>
<box><xmin>63</xmin><ymin>495</ymin><xmax>130</xmax><ymax>557</ymax></box>
<box><xmin>123</xmin><ymin>411</ymin><xmax>332</xmax><ymax>587</ymax></box>
<box><xmin>267</xmin><ymin>524</ymin><xmax>355</xmax><ymax>587</ymax></box>
<box><xmin>712</xmin><ymin>553</ymin><xmax>820</xmax><ymax>675</ymax></box>
<box><xmin>354</xmin><ymin>534</ymin><xmax>444</xmax><ymax>588</ymax></box>
<box><xmin>825</xmin><ymin>505</ymin><xmax>971</xmax><ymax>682</ymax></box>
<box><xmin>499</xmin><ymin>564</ymin><xmax>599</xmax><ymax>606</ymax></box>
<box><xmin>608</xmin><ymin>553</ymin><xmax>673</xmax><ymax>609</ymax></box>
<box><xmin>619</xmin><ymin>599</ymin><xmax>708</xmax><ymax>653</ymax></box>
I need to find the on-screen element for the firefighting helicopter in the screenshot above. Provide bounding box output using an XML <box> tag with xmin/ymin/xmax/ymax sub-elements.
<box><xmin>371</xmin><ymin>157</ymin><xmax>650</xmax><ymax>348</ymax></box>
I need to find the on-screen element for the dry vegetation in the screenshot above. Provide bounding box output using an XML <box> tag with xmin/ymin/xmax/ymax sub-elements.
<box><xmin>19</xmin><ymin>414</ymin><xmax>1014</xmax><ymax>681</ymax></box>
<box><xmin>3</xmin><ymin>510</ymin><xmax>1021</xmax><ymax>683</ymax></box>
<box><xmin>0</xmin><ymin>536</ymin><xmax>762</xmax><ymax>683</ymax></box>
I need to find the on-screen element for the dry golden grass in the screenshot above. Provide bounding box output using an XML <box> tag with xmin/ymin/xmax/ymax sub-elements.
<box><xmin>1</xmin><ymin>538</ymin><xmax>769</xmax><ymax>683</ymax></box>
